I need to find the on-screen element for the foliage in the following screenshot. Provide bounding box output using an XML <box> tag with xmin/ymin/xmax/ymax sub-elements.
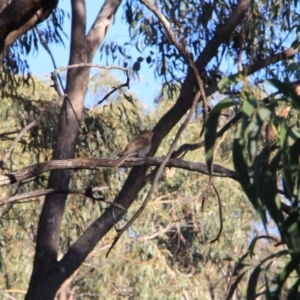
<box><xmin>102</xmin><ymin>0</ymin><xmax>300</xmax><ymax>97</ymax></box>
<box><xmin>205</xmin><ymin>79</ymin><xmax>300</xmax><ymax>299</ymax></box>
<box><xmin>1</xmin><ymin>7</ymin><xmax>67</xmax><ymax>94</ymax></box>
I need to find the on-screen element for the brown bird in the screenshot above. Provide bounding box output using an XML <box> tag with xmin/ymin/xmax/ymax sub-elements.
<box><xmin>111</xmin><ymin>130</ymin><xmax>153</xmax><ymax>168</ymax></box>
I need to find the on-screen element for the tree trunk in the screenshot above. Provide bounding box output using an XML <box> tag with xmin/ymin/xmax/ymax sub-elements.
<box><xmin>25</xmin><ymin>0</ymin><xmax>121</xmax><ymax>299</ymax></box>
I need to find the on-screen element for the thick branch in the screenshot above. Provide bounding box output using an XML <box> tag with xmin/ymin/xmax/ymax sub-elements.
<box><xmin>196</xmin><ymin>0</ymin><xmax>251</xmax><ymax>71</ymax></box>
<box><xmin>0</xmin><ymin>157</ymin><xmax>236</xmax><ymax>187</ymax></box>
<box><xmin>206</xmin><ymin>47</ymin><xmax>299</xmax><ymax>96</ymax></box>
<box><xmin>86</xmin><ymin>0</ymin><xmax>121</xmax><ymax>60</ymax></box>
<box><xmin>0</xmin><ymin>0</ymin><xmax>58</xmax><ymax>51</ymax></box>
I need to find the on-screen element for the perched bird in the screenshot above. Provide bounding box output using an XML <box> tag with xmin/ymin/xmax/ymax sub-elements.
<box><xmin>111</xmin><ymin>130</ymin><xmax>153</xmax><ymax>168</ymax></box>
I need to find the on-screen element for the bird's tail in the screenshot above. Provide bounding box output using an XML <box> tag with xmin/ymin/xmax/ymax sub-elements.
<box><xmin>110</xmin><ymin>154</ymin><xmax>132</xmax><ymax>168</ymax></box>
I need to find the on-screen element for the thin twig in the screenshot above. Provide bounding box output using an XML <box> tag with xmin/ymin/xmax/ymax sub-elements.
<box><xmin>139</xmin><ymin>0</ymin><xmax>208</xmax><ymax>119</ymax></box>
<box><xmin>172</xmin><ymin>112</ymin><xmax>242</xmax><ymax>158</ymax></box>
<box><xmin>200</xmin><ymin>182</ymin><xmax>211</xmax><ymax>212</ymax></box>
<box><xmin>0</xmin><ymin>130</ymin><xmax>19</xmax><ymax>138</ymax></box>
<box><xmin>51</xmin><ymin>63</ymin><xmax>130</xmax><ymax>105</ymax></box>
<box><xmin>0</xmin><ymin>95</ymin><xmax>65</xmax><ymax>167</ymax></box>
<box><xmin>52</xmin><ymin>63</ymin><xmax>129</xmax><ymax>77</ymax></box>
<box><xmin>36</xmin><ymin>28</ymin><xmax>65</xmax><ymax>93</ymax></box>
<box><xmin>93</xmin><ymin>71</ymin><xmax>130</xmax><ymax>106</ymax></box>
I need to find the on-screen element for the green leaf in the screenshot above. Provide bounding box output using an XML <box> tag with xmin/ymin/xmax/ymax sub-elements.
<box><xmin>291</xmin><ymin>39</ymin><xmax>300</xmax><ymax>49</ymax></box>
<box><xmin>248</xmin><ymin>236</ymin><xmax>259</xmax><ymax>258</ymax></box>
<box><xmin>205</xmin><ymin>98</ymin><xmax>236</xmax><ymax>175</ymax></box>
<box><xmin>283</xmin><ymin>210</ymin><xmax>300</xmax><ymax>253</ymax></box>
<box><xmin>287</xmin><ymin>62</ymin><xmax>300</xmax><ymax>72</ymax></box>
<box><xmin>247</xmin><ymin>266</ymin><xmax>262</xmax><ymax>300</ymax></box>
<box><xmin>233</xmin><ymin>139</ymin><xmax>266</xmax><ymax>224</ymax></box>
<box><xmin>226</xmin><ymin>270</ymin><xmax>248</xmax><ymax>300</ymax></box>
<box><xmin>280</xmin><ymin>120</ymin><xmax>300</xmax><ymax>200</ymax></box>
<box><xmin>247</xmin><ymin>102</ymin><xmax>276</xmax><ymax>161</ymax></box>
<box><xmin>261</xmin><ymin>151</ymin><xmax>284</xmax><ymax>228</ymax></box>
<box><xmin>217</xmin><ymin>73</ymin><xmax>246</xmax><ymax>93</ymax></box>
<box><xmin>236</xmin><ymin>91</ymin><xmax>256</xmax><ymax>139</ymax></box>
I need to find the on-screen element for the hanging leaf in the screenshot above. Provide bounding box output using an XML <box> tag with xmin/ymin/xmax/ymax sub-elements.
<box><xmin>246</xmin><ymin>265</ymin><xmax>262</xmax><ymax>300</ymax></box>
<box><xmin>233</xmin><ymin>137</ymin><xmax>267</xmax><ymax>224</ymax></box>
<box><xmin>205</xmin><ymin>97</ymin><xmax>237</xmax><ymax>175</ymax></box>
<box><xmin>226</xmin><ymin>270</ymin><xmax>248</xmax><ymax>300</ymax></box>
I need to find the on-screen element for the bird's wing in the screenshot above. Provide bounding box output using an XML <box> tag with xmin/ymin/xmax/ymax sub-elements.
<box><xmin>119</xmin><ymin>136</ymin><xmax>150</xmax><ymax>155</ymax></box>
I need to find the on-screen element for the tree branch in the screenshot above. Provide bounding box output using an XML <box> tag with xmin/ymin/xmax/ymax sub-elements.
<box><xmin>139</xmin><ymin>0</ymin><xmax>209</xmax><ymax>118</ymax></box>
<box><xmin>196</xmin><ymin>0</ymin><xmax>251</xmax><ymax>71</ymax></box>
<box><xmin>0</xmin><ymin>186</ymin><xmax>109</xmax><ymax>206</ymax></box>
<box><xmin>205</xmin><ymin>47</ymin><xmax>299</xmax><ymax>97</ymax></box>
<box><xmin>0</xmin><ymin>0</ymin><xmax>58</xmax><ymax>52</ymax></box>
<box><xmin>86</xmin><ymin>0</ymin><xmax>121</xmax><ymax>60</ymax></box>
<box><xmin>0</xmin><ymin>157</ymin><xmax>237</xmax><ymax>188</ymax></box>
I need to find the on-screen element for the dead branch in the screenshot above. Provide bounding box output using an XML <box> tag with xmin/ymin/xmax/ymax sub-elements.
<box><xmin>52</xmin><ymin>63</ymin><xmax>129</xmax><ymax>77</ymax></box>
<box><xmin>51</xmin><ymin>62</ymin><xmax>130</xmax><ymax>104</ymax></box>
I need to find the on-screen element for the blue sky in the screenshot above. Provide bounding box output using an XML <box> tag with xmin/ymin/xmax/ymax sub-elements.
<box><xmin>28</xmin><ymin>1</ymin><xmax>297</xmax><ymax>109</ymax></box>
<box><xmin>28</xmin><ymin>0</ymin><xmax>158</xmax><ymax>106</ymax></box>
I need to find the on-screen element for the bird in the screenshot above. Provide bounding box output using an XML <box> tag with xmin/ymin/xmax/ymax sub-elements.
<box><xmin>111</xmin><ymin>130</ymin><xmax>153</xmax><ymax>168</ymax></box>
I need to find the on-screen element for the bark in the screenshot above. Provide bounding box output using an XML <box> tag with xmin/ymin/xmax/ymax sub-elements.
<box><xmin>25</xmin><ymin>0</ymin><xmax>121</xmax><ymax>299</ymax></box>
<box><xmin>0</xmin><ymin>0</ymin><xmax>58</xmax><ymax>53</ymax></box>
